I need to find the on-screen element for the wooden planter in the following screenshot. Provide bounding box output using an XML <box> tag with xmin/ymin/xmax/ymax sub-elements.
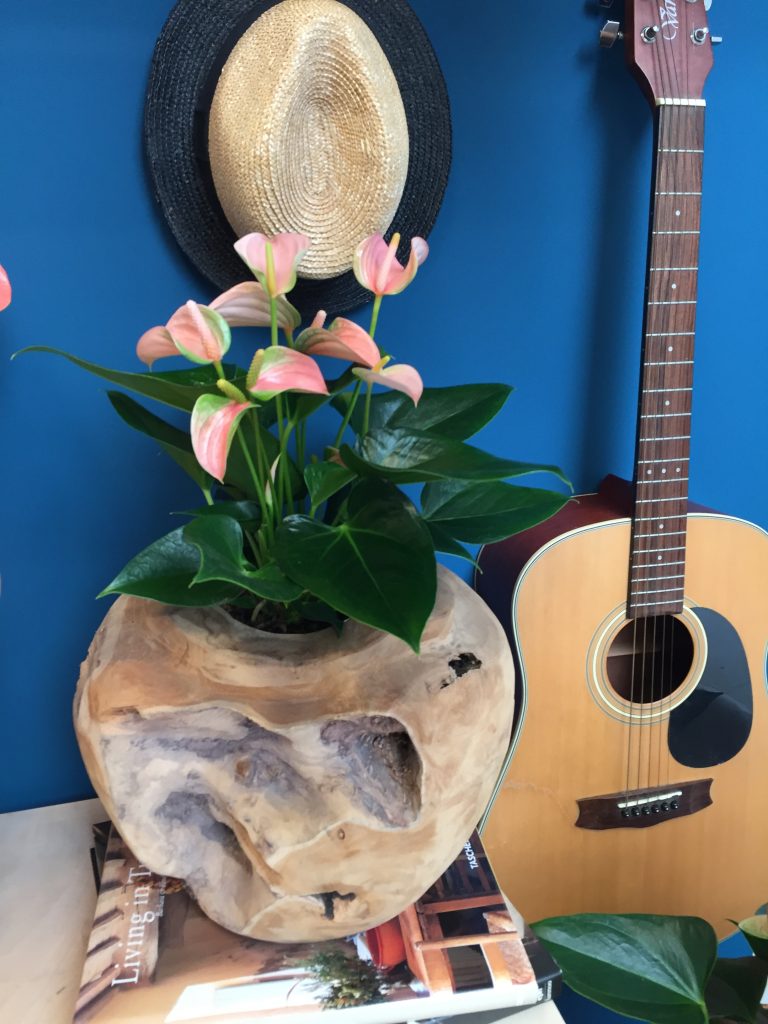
<box><xmin>74</xmin><ymin>567</ymin><xmax>514</xmax><ymax>941</ymax></box>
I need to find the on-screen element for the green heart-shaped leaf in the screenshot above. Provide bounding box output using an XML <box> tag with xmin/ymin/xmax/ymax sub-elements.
<box><xmin>341</xmin><ymin>428</ymin><xmax>569</xmax><ymax>486</ymax></box>
<box><xmin>532</xmin><ymin>914</ymin><xmax>715</xmax><ymax>1024</ymax></box>
<box><xmin>177</xmin><ymin>501</ymin><xmax>262</xmax><ymax>526</ymax></box>
<box><xmin>425</xmin><ymin>522</ymin><xmax>479</xmax><ymax>567</ymax></box>
<box><xmin>333</xmin><ymin>383</ymin><xmax>513</xmax><ymax>440</ymax></box>
<box><xmin>421</xmin><ymin>479</ymin><xmax>569</xmax><ymax>543</ymax></box>
<box><xmin>15</xmin><ymin>347</ymin><xmax>246</xmax><ymax>412</ymax></box>
<box><xmin>305</xmin><ymin>462</ymin><xmax>355</xmax><ymax>509</ymax></box>
<box><xmin>99</xmin><ymin>528</ymin><xmax>239</xmax><ymax>605</ymax></box>
<box><xmin>274</xmin><ymin>480</ymin><xmax>436</xmax><ymax>651</ymax></box>
<box><xmin>706</xmin><ymin>956</ymin><xmax>768</xmax><ymax>1022</ymax></box>
<box><xmin>184</xmin><ymin>516</ymin><xmax>302</xmax><ymax>602</ymax></box>
<box><xmin>738</xmin><ymin>915</ymin><xmax>768</xmax><ymax>962</ymax></box>
<box><xmin>107</xmin><ymin>391</ymin><xmax>212</xmax><ymax>491</ymax></box>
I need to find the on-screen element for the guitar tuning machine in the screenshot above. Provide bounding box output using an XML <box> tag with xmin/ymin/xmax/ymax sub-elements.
<box><xmin>599</xmin><ymin>20</ymin><xmax>623</xmax><ymax>48</ymax></box>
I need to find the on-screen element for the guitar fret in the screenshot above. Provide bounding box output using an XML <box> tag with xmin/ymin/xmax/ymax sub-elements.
<box><xmin>633</xmin><ymin>598</ymin><xmax>684</xmax><ymax>608</ymax></box>
<box><xmin>632</xmin><ymin>574</ymin><xmax>686</xmax><ymax>583</ymax></box>
<box><xmin>634</xmin><ymin>531</ymin><xmax>687</xmax><ymax>538</ymax></box>
<box><xmin>645</xmin><ymin>332</ymin><xmax>695</xmax><ymax>337</ymax></box>
<box><xmin>640</xmin><ymin>412</ymin><xmax>692</xmax><ymax>419</ymax></box>
<box><xmin>653</xmin><ymin>231</ymin><xmax>700</xmax><ymax>236</ymax></box>
<box><xmin>637</xmin><ymin>478</ymin><xmax>689</xmax><ymax>485</ymax></box>
<box><xmin>638</xmin><ymin>435</ymin><xmax>691</xmax><ymax>442</ymax></box>
<box><xmin>636</xmin><ymin>497</ymin><xmax>687</xmax><ymax>504</ymax></box>
<box><xmin>656</xmin><ymin>192</ymin><xmax>701</xmax><ymax>197</ymax></box>
<box><xmin>644</xmin><ymin>388</ymin><xmax>693</xmax><ymax>393</ymax></box>
<box><xmin>660</xmin><ymin>148</ymin><xmax>704</xmax><ymax>153</ymax></box>
<box><xmin>633</xmin><ymin>560</ymin><xmax>686</xmax><ymax>567</ymax></box>
<box><xmin>634</xmin><ymin>548</ymin><xmax>688</xmax><ymax>557</ymax></box>
<box><xmin>630</xmin><ymin>589</ymin><xmax>684</xmax><ymax>598</ymax></box>
<box><xmin>650</xmin><ymin>268</ymin><xmax>698</xmax><ymax>271</ymax></box>
<box><xmin>634</xmin><ymin>514</ymin><xmax>687</xmax><ymax>521</ymax></box>
<box><xmin>646</xmin><ymin>361</ymin><xmax>694</xmax><ymax>366</ymax></box>
<box><xmin>638</xmin><ymin>458</ymin><xmax>689</xmax><ymax>464</ymax></box>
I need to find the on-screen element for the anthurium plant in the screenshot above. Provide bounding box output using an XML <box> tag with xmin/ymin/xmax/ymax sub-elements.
<box><xmin>19</xmin><ymin>232</ymin><xmax>568</xmax><ymax>651</ymax></box>
<box><xmin>533</xmin><ymin>911</ymin><xmax>768</xmax><ymax>1024</ymax></box>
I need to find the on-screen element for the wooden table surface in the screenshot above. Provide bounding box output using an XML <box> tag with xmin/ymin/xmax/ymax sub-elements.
<box><xmin>0</xmin><ymin>798</ymin><xmax>564</xmax><ymax>1024</ymax></box>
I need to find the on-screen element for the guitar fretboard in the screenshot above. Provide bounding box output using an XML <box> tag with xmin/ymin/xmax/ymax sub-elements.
<box><xmin>627</xmin><ymin>105</ymin><xmax>704</xmax><ymax>619</ymax></box>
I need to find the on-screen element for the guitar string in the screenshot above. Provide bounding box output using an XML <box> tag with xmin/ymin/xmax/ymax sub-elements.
<box><xmin>646</xmin><ymin>38</ymin><xmax>682</xmax><ymax>795</ymax></box>
<box><xmin>658</xmin><ymin>52</ymin><xmax>687</xmax><ymax>793</ymax></box>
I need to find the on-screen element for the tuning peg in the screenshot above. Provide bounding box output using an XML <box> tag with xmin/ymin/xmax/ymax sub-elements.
<box><xmin>711</xmin><ymin>35</ymin><xmax>724</xmax><ymax>44</ymax></box>
<box><xmin>704</xmin><ymin>0</ymin><xmax>713</xmax><ymax>11</ymax></box>
<box><xmin>599</xmin><ymin>20</ymin><xmax>623</xmax><ymax>48</ymax></box>
<box><xmin>598</xmin><ymin>0</ymin><xmax>614</xmax><ymax>7</ymax></box>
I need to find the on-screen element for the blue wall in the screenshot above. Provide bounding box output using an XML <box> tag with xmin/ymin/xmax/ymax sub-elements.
<box><xmin>2</xmin><ymin>3</ymin><xmax>765</xmax><ymax>813</ymax></box>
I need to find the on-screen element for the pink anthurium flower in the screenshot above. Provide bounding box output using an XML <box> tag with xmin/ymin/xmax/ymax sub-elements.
<box><xmin>353</xmin><ymin>356</ymin><xmax>423</xmax><ymax>405</ymax></box>
<box><xmin>247</xmin><ymin>346</ymin><xmax>329</xmax><ymax>401</ymax></box>
<box><xmin>209</xmin><ymin>282</ymin><xmax>301</xmax><ymax>332</ymax></box>
<box><xmin>234</xmin><ymin>232</ymin><xmax>311</xmax><ymax>298</ymax></box>
<box><xmin>190</xmin><ymin>394</ymin><xmax>251</xmax><ymax>482</ymax></box>
<box><xmin>353</xmin><ymin>233</ymin><xmax>429</xmax><ymax>297</ymax></box>
<box><xmin>137</xmin><ymin>301</ymin><xmax>231</xmax><ymax>367</ymax></box>
<box><xmin>296</xmin><ymin>311</ymin><xmax>380</xmax><ymax>367</ymax></box>
<box><xmin>0</xmin><ymin>264</ymin><xmax>11</xmax><ymax>311</ymax></box>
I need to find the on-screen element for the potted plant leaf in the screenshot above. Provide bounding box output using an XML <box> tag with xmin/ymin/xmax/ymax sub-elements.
<box><xmin>18</xmin><ymin>231</ymin><xmax>569</xmax><ymax>940</ymax></box>
<box><xmin>533</xmin><ymin>910</ymin><xmax>768</xmax><ymax>1023</ymax></box>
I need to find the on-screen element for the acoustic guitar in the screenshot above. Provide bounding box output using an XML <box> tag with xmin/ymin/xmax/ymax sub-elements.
<box><xmin>475</xmin><ymin>0</ymin><xmax>768</xmax><ymax>938</ymax></box>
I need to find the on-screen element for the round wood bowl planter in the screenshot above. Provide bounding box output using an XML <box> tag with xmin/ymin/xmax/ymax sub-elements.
<box><xmin>74</xmin><ymin>566</ymin><xmax>514</xmax><ymax>941</ymax></box>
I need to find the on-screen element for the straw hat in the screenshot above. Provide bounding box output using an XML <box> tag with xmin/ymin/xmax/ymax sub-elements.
<box><xmin>145</xmin><ymin>0</ymin><xmax>451</xmax><ymax>315</ymax></box>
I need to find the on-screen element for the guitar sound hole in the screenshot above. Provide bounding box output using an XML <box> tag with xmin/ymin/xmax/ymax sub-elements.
<box><xmin>606</xmin><ymin>616</ymin><xmax>694</xmax><ymax>704</ymax></box>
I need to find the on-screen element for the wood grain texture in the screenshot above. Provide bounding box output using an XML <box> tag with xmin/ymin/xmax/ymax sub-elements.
<box><xmin>478</xmin><ymin>511</ymin><xmax>768</xmax><ymax>939</ymax></box>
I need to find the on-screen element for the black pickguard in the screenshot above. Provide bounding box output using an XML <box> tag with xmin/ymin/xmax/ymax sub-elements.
<box><xmin>668</xmin><ymin>608</ymin><xmax>753</xmax><ymax>768</ymax></box>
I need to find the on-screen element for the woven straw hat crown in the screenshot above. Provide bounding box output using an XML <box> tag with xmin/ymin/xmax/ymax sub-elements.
<box><xmin>209</xmin><ymin>0</ymin><xmax>410</xmax><ymax>281</ymax></box>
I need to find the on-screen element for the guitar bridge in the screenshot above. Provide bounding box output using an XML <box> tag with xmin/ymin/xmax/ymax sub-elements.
<box><xmin>575</xmin><ymin>779</ymin><xmax>713</xmax><ymax>830</ymax></box>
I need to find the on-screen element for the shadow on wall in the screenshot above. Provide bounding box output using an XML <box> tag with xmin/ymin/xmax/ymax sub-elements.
<box><xmin>575</xmin><ymin>7</ymin><xmax>651</xmax><ymax>487</ymax></box>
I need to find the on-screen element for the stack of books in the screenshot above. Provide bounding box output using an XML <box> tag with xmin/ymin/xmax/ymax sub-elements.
<box><xmin>72</xmin><ymin>825</ymin><xmax>560</xmax><ymax>1023</ymax></box>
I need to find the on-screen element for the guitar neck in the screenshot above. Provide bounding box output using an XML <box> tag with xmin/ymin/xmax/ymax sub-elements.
<box><xmin>627</xmin><ymin>104</ymin><xmax>705</xmax><ymax>619</ymax></box>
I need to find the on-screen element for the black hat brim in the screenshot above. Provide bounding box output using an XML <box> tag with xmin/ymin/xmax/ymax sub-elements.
<box><xmin>144</xmin><ymin>0</ymin><xmax>452</xmax><ymax>317</ymax></box>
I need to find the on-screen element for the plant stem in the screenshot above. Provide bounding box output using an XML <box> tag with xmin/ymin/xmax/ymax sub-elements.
<box><xmin>333</xmin><ymin>381</ymin><xmax>362</xmax><ymax>449</ymax></box>
<box><xmin>362</xmin><ymin>381</ymin><xmax>374</xmax><ymax>437</ymax></box>
<box><xmin>268</xmin><ymin>293</ymin><xmax>293</xmax><ymax>518</ymax></box>
<box><xmin>201</xmin><ymin>487</ymin><xmax>214</xmax><ymax>506</ymax></box>
<box><xmin>369</xmin><ymin>294</ymin><xmax>382</xmax><ymax>339</ymax></box>
<box><xmin>235</xmin><ymin>432</ymin><xmax>270</xmax><ymax>553</ymax></box>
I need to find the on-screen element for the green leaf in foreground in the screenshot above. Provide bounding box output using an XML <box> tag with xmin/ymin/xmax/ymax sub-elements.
<box><xmin>177</xmin><ymin>501</ymin><xmax>262</xmax><ymax>526</ymax></box>
<box><xmin>421</xmin><ymin>479</ymin><xmax>569</xmax><ymax>543</ymax></box>
<box><xmin>15</xmin><ymin>347</ymin><xmax>245</xmax><ymax>412</ymax></box>
<box><xmin>304</xmin><ymin>462</ymin><xmax>355</xmax><ymax>509</ymax></box>
<box><xmin>342</xmin><ymin>428</ymin><xmax>570</xmax><ymax>486</ymax></box>
<box><xmin>425</xmin><ymin>521</ymin><xmax>479</xmax><ymax>567</ymax></box>
<box><xmin>99</xmin><ymin>528</ymin><xmax>239</xmax><ymax>606</ymax></box>
<box><xmin>183</xmin><ymin>516</ymin><xmax>302</xmax><ymax>602</ymax></box>
<box><xmin>107</xmin><ymin>391</ymin><xmax>212</xmax><ymax>491</ymax></box>
<box><xmin>274</xmin><ymin>480</ymin><xmax>436</xmax><ymax>652</ymax></box>
<box><xmin>738</xmin><ymin>915</ymin><xmax>768</xmax><ymax>962</ymax></box>
<box><xmin>532</xmin><ymin>914</ymin><xmax>716</xmax><ymax>1024</ymax></box>
<box><xmin>705</xmin><ymin>956</ymin><xmax>768</xmax><ymax>1023</ymax></box>
<box><xmin>333</xmin><ymin>383</ymin><xmax>513</xmax><ymax>440</ymax></box>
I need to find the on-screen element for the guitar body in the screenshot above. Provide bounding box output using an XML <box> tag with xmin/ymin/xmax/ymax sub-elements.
<box><xmin>476</xmin><ymin>477</ymin><xmax>768</xmax><ymax>937</ymax></box>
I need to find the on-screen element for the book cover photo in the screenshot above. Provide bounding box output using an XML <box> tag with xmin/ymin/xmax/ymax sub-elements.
<box><xmin>73</xmin><ymin>827</ymin><xmax>554</xmax><ymax>1024</ymax></box>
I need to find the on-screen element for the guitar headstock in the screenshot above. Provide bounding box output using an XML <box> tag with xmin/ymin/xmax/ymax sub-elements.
<box><xmin>600</xmin><ymin>0</ymin><xmax>718</xmax><ymax>107</ymax></box>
